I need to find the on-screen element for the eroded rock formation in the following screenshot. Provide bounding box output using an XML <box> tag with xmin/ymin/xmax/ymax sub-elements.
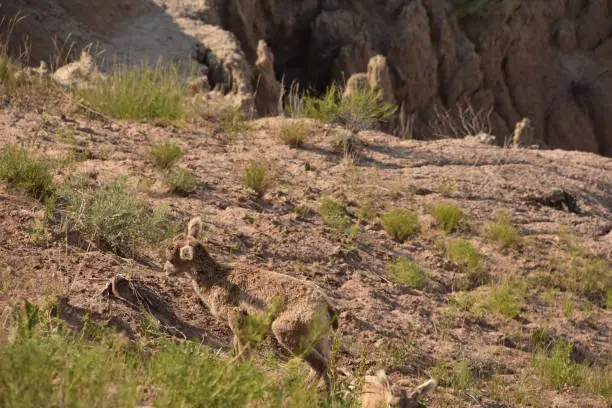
<box><xmin>3</xmin><ymin>0</ymin><xmax>612</xmax><ymax>155</ymax></box>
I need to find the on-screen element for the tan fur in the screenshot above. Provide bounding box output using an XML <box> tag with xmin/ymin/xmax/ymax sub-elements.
<box><xmin>164</xmin><ymin>217</ymin><xmax>339</xmax><ymax>390</ymax></box>
<box><xmin>361</xmin><ymin>370</ymin><xmax>436</xmax><ymax>408</ymax></box>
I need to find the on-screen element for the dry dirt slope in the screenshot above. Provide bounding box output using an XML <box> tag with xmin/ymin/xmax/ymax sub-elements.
<box><xmin>0</xmin><ymin>105</ymin><xmax>610</xmax><ymax>407</ymax></box>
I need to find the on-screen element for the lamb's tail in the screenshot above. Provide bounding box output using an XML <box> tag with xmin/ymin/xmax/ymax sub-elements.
<box><xmin>408</xmin><ymin>378</ymin><xmax>437</xmax><ymax>401</ymax></box>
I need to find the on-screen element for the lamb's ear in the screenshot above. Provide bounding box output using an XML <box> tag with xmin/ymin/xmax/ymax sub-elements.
<box><xmin>408</xmin><ymin>378</ymin><xmax>437</xmax><ymax>400</ymax></box>
<box><xmin>187</xmin><ymin>217</ymin><xmax>203</xmax><ymax>238</ymax></box>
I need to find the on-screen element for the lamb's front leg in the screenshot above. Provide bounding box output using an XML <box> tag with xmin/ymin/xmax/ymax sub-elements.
<box><xmin>228</xmin><ymin>308</ymin><xmax>252</xmax><ymax>360</ymax></box>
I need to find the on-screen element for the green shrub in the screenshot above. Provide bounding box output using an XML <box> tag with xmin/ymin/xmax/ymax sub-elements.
<box><xmin>483</xmin><ymin>210</ymin><xmax>521</xmax><ymax>249</ymax></box>
<box><xmin>386</xmin><ymin>257</ymin><xmax>429</xmax><ymax>290</ymax></box>
<box><xmin>319</xmin><ymin>197</ymin><xmax>351</xmax><ymax>232</ymax></box>
<box><xmin>428</xmin><ymin>203</ymin><xmax>465</xmax><ymax>233</ymax></box>
<box><xmin>278</xmin><ymin>121</ymin><xmax>310</xmax><ymax>147</ymax></box>
<box><xmin>150</xmin><ymin>141</ymin><xmax>182</xmax><ymax>169</ymax></box>
<box><xmin>381</xmin><ymin>209</ymin><xmax>420</xmax><ymax>242</ymax></box>
<box><xmin>58</xmin><ymin>177</ymin><xmax>177</xmax><ymax>257</ymax></box>
<box><xmin>75</xmin><ymin>61</ymin><xmax>191</xmax><ymax>122</ymax></box>
<box><xmin>302</xmin><ymin>84</ymin><xmax>397</xmax><ymax>131</ymax></box>
<box><xmin>164</xmin><ymin>167</ymin><xmax>198</xmax><ymax>196</ymax></box>
<box><xmin>243</xmin><ymin>162</ymin><xmax>269</xmax><ymax>197</ymax></box>
<box><xmin>0</xmin><ymin>145</ymin><xmax>54</xmax><ymax>199</ymax></box>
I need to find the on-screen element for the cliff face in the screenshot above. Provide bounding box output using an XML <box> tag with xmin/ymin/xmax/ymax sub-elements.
<box><xmin>215</xmin><ymin>0</ymin><xmax>612</xmax><ymax>155</ymax></box>
<box><xmin>3</xmin><ymin>0</ymin><xmax>612</xmax><ymax>155</ymax></box>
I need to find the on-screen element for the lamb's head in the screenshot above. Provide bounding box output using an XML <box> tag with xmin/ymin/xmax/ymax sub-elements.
<box><xmin>361</xmin><ymin>370</ymin><xmax>436</xmax><ymax>408</ymax></box>
<box><xmin>163</xmin><ymin>217</ymin><xmax>213</xmax><ymax>277</ymax></box>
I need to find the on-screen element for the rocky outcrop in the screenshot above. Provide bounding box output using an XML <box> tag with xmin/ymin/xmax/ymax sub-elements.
<box><xmin>4</xmin><ymin>0</ymin><xmax>612</xmax><ymax>156</ymax></box>
<box><xmin>209</xmin><ymin>0</ymin><xmax>612</xmax><ymax>156</ymax></box>
<box><xmin>253</xmin><ymin>40</ymin><xmax>281</xmax><ymax>117</ymax></box>
<box><xmin>52</xmin><ymin>50</ymin><xmax>105</xmax><ymax>88</ymax></box>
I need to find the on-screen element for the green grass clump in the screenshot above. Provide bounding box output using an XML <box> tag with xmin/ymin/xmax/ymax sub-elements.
<box><xmin>0</xmin><ymin>145</ymin><xmax>54</xmax><ymax>199</ymax></box>
<box><xmin>483</xmin><ymin>210</ymin><xmax>521</xmax><ymax>250</ymax></box>
<box><xmin>381</xmin><ymin>209</ymin><xmax>421</xmax><ymax>242</ymax></box>
<box><xmin>319</xmin><ymin>197</ymin><xmax>351</xmax><ymax>232</ymax></box>
<box><xmin>74</xmin><ymin>62</ymin><xmax>190</xmax><ymax>122</ymax></box>
<box><xmin>302</xmin><ymin>84</ymin><xmax>397</xmax><ymax>131</ymax></box>
<box><xmin>428</xmin><ymin>203</ymin><xmax>465</xmax><ymax>233</ymax></box>
<box><xmin>485</xmin><ymin>279</ymin><xmax>526</xmax><ymax>319</ymax></box>
<box><xmin>432</xmin><ymin>359</ymin><xmax>473</xmax><ymax>390</ymax></box>
<box><xmin>218</xmin><ymin>104</ymin><xmax>252</xmax><ymax>141</ymax></box>
<box><xmin>386</xmin><ymin>257</ymin><xmax>429</xmax><ymax>290</ymax></box>
<box><xmin>242</xmin><ymin>162</ymin><xmax>270</xmax><ymax>197</ymax></box>
<box><xmin>278</xmin><ymin>120</ymin><xmax>310</xmax><ymax>147</ymax></box>
<box><xmin>58</xmin><ymin>177</ymin><xmax>176</xmax><ymax>257</ymax></box>
<box><xmin>445</xmin><ymin>239</ymin><xmax>488</xmax><ymax>288</ymax></box>
<box><xmin>532</xmin><ymin>340</ymin><xmax>611</xmax><ymax>402</ymax></box>
<box><xmin>150</xmin><ymin>141</ymin><xmax>182</xmax><ymax>169</ymax></box>
<box><xmin>163</xmin><ymin>167</ymin><xmax>198</xmax><ymax>196</ymax></box>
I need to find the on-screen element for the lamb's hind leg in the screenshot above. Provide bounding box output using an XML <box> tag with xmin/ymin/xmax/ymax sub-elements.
<box><xmin>271</xmin><ymin>318</ymin><xmax>331</xmax><ymax>391</ymax></box>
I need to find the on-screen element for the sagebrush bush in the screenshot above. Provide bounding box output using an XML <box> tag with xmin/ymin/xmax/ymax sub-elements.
<box><xmin>483</xmin><ymin>210</ymin><xmax>521</xmax><ymax>249</ymax></box>
<box><xmin>428</xmin><ymin>203</ymin><xmax>465</xmax><ymax>233</ymax></box>
<box><xmin>242</xmin><ymin>162</ymin><xmax>269</xmax><ymax>197</ymax></box>
<box><xmin>381</xmin><ymin>209</ymin><xmax>421</xmax><ymax>242</ymax></box>
<box><xmin>0</xmin><ymin>145</ymin><xmax>54</xmax><ymax>199</ymax></box>
<box><xmin>150</xmin><ymin>141</ymin><xmax>182</xmax><ymax>169</ymax></box>
<box><xmin>58</xmin><ymin>177</ymin><xmax>177</xmax><ymax>257</ymax></box>
<box><xmin>75</xmin><ymin>61</ymin><xmax>191</xmax><ymax>122</ymax></box>
<box><xmin>164</xmin><ymin>167</ymin><xmax>198</xmax><ymax>196</ymax></box>
<box><xmin>278</xmin><ymin>120</ymin><xmax>310</xmax><ymax>147</ymax></box>
<box><xmin>319</xmin><ymin>197</ymin><xmax>351</xmax><ymax>232</ymax></box>
<box><xmin>302</xmin><ymin>84</ymin><xmax>396</xmax><ymax>131</ymax></box>
<box><xmin>386</xmin><ymin>257</ymin><xmax>429</xmax><ymax>290</ymax></box>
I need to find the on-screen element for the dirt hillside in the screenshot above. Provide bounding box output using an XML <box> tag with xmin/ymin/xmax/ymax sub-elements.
<box><xmin>0</xmin><ymin>97</ymin><xmax>610</xmax><ymax>406</ymax></box>
<box><xmin>3</xmin><ymin>0</ymin><xmax>612</xmax><ymax>156</ymax></box>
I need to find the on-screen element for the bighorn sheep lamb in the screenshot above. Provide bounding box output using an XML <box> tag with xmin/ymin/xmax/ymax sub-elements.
<box><xmin>361</xmin><ymin>370</ymin><xmax>436</xmax><ymax>408</ymax></box>
<box><xmin>163</xmin><ymin>217</ymin><xmax>339</xmax><ymax>388</ymax></box>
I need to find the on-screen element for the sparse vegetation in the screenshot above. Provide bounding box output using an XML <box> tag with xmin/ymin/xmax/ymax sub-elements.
<box><xmin>302</xmin><ymin>84</ymin><xmax>396</xmax><ymax>131</ymax></box>
<box><xmin>150</xmin><ymin>141</ymin><xmax>182</xmax><ymax>169</ymax></box>
<box><xmin>242</xmin><ymin>162</ymin><xmax>269</xmax><ymax>197</ymax></box>
<box><xmin>381</xmin><ymin>209</ymin><xmax>421</xmax><ymax>242</ymax></box>
<box><xmin>0</xmin><ymin>145</ymin><xmax>55</xmax><ymax>199</ymax></box>
<box><xmin>428</xmin><ymin>203</ymin><xmax>465</xmax><ymax>233</ymax></box>
<box><xmin>58</xmin><ymin>177</ymin><xmax>177</xmax><ymax>257</ymax></box>
<box><xmin>357</xmin><ymin>200</ymin><xmax>377</xmax><ymax>222</ymax></box>
<box><xmin>437</xmin><ymin>179</ymin><xmax>458</xmax><ymax>196</ymax></box>
<box><xmin>483</xmin><ymin>210</ymin><xmax>521</xmax><ymax>250</ymax></box>
<box><xmin>485</xmin><ymin>279</ymin><xmax>526</xmax><ymax>319</ymax></box>
<box><xmin>319</xmin><ymin>196</ymin><xmax>351</xmax><ymax>232</ymax></box>
<box><xmin>164</xmin><ymin>167</ymin><xmax>198</xmax><ymax>196</ymax></box>
<box><xmin>531</xmin><ymin>340</ymin><xmax>611</xmax><ymax>402</ymax></box>
<box><xmin>278</xmin><ymin>120</ymin><xmax>310</xmax><ymax>147</ymax></box>
<box><xmin>386</xmin><ymin>257</ymin><xmax>429</xmax><ymax>290</ymax></box>
<box><xmin>75</xmin><ymin>61</ymin><xmax>192</xmax><ymax>123</ymax></box>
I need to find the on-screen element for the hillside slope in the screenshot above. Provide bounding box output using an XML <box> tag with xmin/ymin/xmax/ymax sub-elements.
<box><xmin>0</xmin><ymin>101</ymin><xmax>610</xmax><ymax>406</ymax></box>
